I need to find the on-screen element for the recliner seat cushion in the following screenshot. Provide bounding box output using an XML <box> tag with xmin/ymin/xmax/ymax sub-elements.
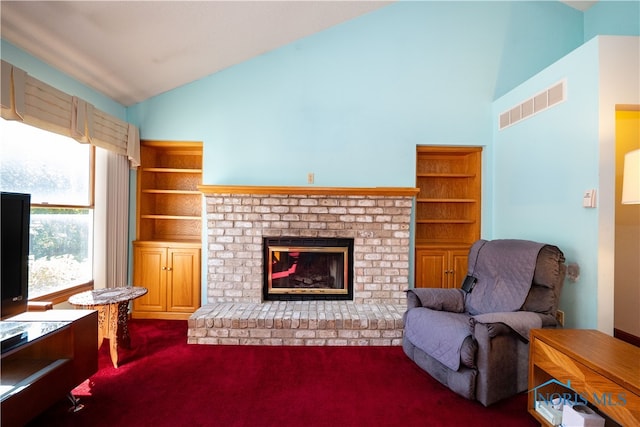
<box><xmin>404</xmin><ymin>308</ymin><xmax>476</xmax><ymax>370</ymax></box>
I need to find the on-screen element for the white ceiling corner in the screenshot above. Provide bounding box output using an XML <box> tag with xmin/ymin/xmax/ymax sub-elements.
<box><xmin>559</xmin><ymin>1</ymin><xmax>598</xmax><ymax>11</ymax></box>
<box><xmin>1</xmin><ymin>1</ymin><xmax>394</xmax><ymax>106</ymax></box>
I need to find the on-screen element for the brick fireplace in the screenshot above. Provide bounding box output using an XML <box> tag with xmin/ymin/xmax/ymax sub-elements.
<box><xmin>187</xmin><ymin>185</ymin><xmax>418</xmax><ymax>345</ymax></box>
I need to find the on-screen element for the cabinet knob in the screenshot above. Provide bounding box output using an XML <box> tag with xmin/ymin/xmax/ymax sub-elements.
<box><xmin>166</xmin><ymin>267</ymin><xmax>173</xmax><ymax>271</ymax></box>
<box><xmin>162</xmin><ymin>266</ymin><xmax>167</xmax><ymax>270</ymax></box>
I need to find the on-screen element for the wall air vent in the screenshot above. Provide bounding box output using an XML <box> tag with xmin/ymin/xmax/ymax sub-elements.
<box><xmin>499</xmin><ymin>80</ymin><xmax>566</xmax><ymax>130</ymax></box>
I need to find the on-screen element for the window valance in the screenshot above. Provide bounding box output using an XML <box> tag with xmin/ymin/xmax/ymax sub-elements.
<box><xmin>1</xmin><ymin>60</ymin><xmax>140</xmax><ymax>168</ymax></box>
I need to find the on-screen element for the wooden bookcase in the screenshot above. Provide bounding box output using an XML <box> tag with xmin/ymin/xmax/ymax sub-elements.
<box><xmin>136</xmin><ymin>140</ymin><xmax>203</xmax><ymax>242</ymax></box>
<box><xmin>414</xmin><ymin>146</ymin><xmax>481</xmax><ymax>288</ymax></box>
<box><xmin>133</xmin><ymin>140</ymin><xmax>202</xmax><ymax>320</ymax></box>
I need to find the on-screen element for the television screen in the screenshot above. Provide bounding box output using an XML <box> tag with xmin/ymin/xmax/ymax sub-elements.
<box><xmin>1</xmin><ymin>192</ymin><xmax>31</xmax><ymax>319</ymax></box>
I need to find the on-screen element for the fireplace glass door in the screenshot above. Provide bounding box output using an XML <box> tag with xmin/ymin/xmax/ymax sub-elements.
<box><xmin>264</xmin><ymin>238</ymin><xmax>353</xmax><ymax>301</ymax></box>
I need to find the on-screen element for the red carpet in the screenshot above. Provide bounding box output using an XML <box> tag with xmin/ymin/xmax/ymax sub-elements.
<box><xmin>27</xmin><ymin>319</ymin><xmax>537</xmax><ymax>427</ymax></box>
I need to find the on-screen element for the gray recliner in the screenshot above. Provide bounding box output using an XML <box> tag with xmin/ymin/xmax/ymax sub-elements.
<box><xmin>403</xmin><ymin>239</ymin><xmax>566</xmax><ymax>406</ymax></box>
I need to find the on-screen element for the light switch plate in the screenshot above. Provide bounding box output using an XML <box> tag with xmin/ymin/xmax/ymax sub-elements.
<box><xmin>583</xmin><ymin>189</ymin><xmax>596</xmax><ymax>208</ymax></box>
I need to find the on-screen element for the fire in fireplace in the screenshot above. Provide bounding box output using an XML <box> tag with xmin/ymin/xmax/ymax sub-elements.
<box><xmin>263</xmin><ymin>237</ymin><xmax>354</xmax><ymax>301</ymax></box>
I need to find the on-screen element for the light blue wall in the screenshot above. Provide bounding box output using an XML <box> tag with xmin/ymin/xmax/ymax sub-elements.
<box><xmin>1</xmin><ymin>40</ymin><xmax>127</xmax><ymax>119</ymax></box>
<box><xmin>584</xmin><ymin>0</ymin><xmax>640</xmax><ymax>41</ymax></box>
<box><xmin>492</xmin><ymin>39</ymin><xmax>601</xmax><ymax>329</ymax></box>
<box><xmin>128</xmin><ymin>1</ymin><xmax>583</xmax><ymax>189</ymax></box>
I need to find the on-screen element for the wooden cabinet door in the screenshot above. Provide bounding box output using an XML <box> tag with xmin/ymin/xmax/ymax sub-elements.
<box><xmin>166</xmin><ymin>247</ymin><xmax>201</xmax><ymax>312</ymax></box>
<box><xmin>133</xmin><ymin>245</ymin><xmax>167</xmax><ymax>312</ymax></box>
<box><xmin>415</xmin><ymin>248</ymin><xmax>469</xmax><ymax>288</ymax></box>
<box><xmin>449</xmin><ymin>250</ymin><xmax>469</xmax><ymax>289</ymax></box>
<box><xmin>415</xmin><ymin>249</ymin><xmax>447</xmax><ymax>288</ymax></box>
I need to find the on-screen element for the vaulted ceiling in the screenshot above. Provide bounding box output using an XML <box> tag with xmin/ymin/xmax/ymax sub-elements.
<box><xmin>0</xmin><ymin>1</ymin><xmax>595</xmax><ymax>107</ymax></box>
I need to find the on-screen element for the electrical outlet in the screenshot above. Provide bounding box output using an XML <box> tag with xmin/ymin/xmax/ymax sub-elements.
<box><xmin>556</xmin><ymin>310</ymin><xmax>565</xmax><ymax>327</ymax></box>
<box><xmin>307</xmin><ymin>173</ymin><xmax>314</xmax><ymax>184</ymax></box>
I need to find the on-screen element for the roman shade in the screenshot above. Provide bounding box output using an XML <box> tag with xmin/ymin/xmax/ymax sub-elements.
<box><xmin>1</xmin><ymin>60</ymin><xmax>139</xmax><ymax>167</ymax></box>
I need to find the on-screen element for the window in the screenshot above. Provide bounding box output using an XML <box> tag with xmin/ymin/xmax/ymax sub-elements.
<box><xmin>0</xmin><ymin>118</ymin><xmax>94</xmax><ymax>299</ymax></box>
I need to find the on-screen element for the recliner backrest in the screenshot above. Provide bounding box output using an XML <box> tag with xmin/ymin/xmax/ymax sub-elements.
<box><xmin>465</xmin><ymin>239</ymin><xmax>551</xmax><ymax>315</ymax></box>
<box><xmin>521</xmin><ymin>245</ymin><xmax>566</xmax><ymax>317</ymax></box>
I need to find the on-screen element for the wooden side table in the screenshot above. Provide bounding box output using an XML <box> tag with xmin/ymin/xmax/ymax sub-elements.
<box><xmin>69</xmin><ymin>287</ymin><xmax>147</xmax><ymax>368</ymax></box>
<box><xmin>528</xmin><ymin>328</ymin><xmax>640</xmax><ymax>426</ymax></box>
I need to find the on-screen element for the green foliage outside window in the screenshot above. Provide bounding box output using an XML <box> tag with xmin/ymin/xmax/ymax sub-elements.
<box><xmin>28</xmin><ymin>208</ymin><xmax>92</xmax><ymax>298</ymax></box>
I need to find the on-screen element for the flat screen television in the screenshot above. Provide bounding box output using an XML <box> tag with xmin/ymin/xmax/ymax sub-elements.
<box><xmin>1</xmin><ymin>192</ymin><xmax>31</xmax><ymax>320</ymax></box>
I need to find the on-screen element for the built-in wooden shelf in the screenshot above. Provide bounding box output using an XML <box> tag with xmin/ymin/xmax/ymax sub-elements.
<box><xmin>198</xmin><ymin>185</ymin><xmax>419</xmax><ymax>197</ymax></box>
<box><xmin>134</xmin><ymin>140</ymin><xmax>203</xmax><ymax>321</ymax></box>
<box><xmin>416</xmin><ymin>198</ymin><xmax>477</xmax><ymax>203</ymax></box>
<box><xmin>136</xmin><ymin>140</ymin><xmax>203</xmax><ymax>241</ymax></box>
<box><xmin>141</xmin><ymin>189</ymin><xmax>200</xmax><ymax>195</ymax></box>
<box><xmin>416</xmin><ymin>219</ymin><xmax>476</xmax><ymax>224</ymax></box>
<box><xmin>142</xmin><ymin>168</ymin><xmax>202</xmax><ymax>174</ymax></box>
<box><xmin>416</xmin><ymin>173</ymin><xmax>477</xmax><ymax>178</ymax></box>
<box><xmin>414</xmin><ymin>146</ymin><xmax>482</xmax><ymax>288</ymax></box>
<box><xmin>140</xmin><ymin>214</ymin><xmax>201</xmax><ymax>220</ymax></box>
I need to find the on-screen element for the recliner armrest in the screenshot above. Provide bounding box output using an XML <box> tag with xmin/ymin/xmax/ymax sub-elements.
<box><xmin>472</xmin><ymin>320</ymin><xmax>530</xmax><ymax>406</ymax></box>
<box><xmin>471</xmin><ymin>311</ymin><xmax>544</xmax><ymax>342</ymax></box>
<box><xmin>406</xmin><ymin>288</ymin><xmax>465</xmax><ymax>312</ymax></box>
<box><xmin>470</xmin><ymin>319</ymin><xmax>512</xmax><ymax>339</ymax></box>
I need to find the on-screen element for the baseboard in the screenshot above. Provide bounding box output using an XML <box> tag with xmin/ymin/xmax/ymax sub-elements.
<box><xmin>614</xmin><ymin>328</ymin><xmax>640</xmax><ymax>348</ymax></box>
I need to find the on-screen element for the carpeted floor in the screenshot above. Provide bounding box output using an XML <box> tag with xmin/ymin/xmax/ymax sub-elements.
<box><xmin>27</xmin><ymin>319</ymin><xmax>537</xmax><ymax>427</ymax></box>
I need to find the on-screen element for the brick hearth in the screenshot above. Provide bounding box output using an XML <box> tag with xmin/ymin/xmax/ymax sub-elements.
<box><xmin>187</xmin><ymin>186</ymin><xmax>417</xmax><ymax>346</ymax></box>
<box><xmin>189</xmin><ymin>301</ymin><xmax>404</xmax><ymax>345</ymax></box>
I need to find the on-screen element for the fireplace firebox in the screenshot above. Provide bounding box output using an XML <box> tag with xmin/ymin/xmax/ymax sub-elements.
<box><xmin>263</xmin><ymin>237</ymin><xmax>354</xmax><ymax>301</ymax></box>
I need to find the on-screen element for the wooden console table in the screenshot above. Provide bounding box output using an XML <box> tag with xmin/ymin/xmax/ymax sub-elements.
<box><xmin>1</xmin><ymin>310</ymin><xmax>98</xmax><ymax>427</ymax></box>
<box><xmin>528</xmin><ymin>329</ymin><xmax>640</xmax><ymax>426</ymax></box>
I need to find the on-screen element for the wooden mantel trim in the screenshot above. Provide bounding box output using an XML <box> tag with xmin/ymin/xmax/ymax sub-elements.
<box><xmin>198</xmin><ymin>185</ymin><xmax>420</xmax><ymax>197</ymax></box>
